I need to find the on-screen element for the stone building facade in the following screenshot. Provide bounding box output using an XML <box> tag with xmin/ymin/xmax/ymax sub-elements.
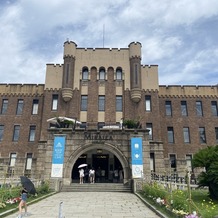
<box><xmin>0</xmin><ymin>40</ymin><xmax>218</xmax><ymax>186</ymax></box>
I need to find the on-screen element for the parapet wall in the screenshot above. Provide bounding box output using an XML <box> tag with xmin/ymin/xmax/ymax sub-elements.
<box><xmin>0</xmin><ymin>84</ymin><xmax>44</xmax><ymax>95</ymax></box>
<box><xmin>159</xmin><ymin>85</ymin><xmax>218</xmax><ymax>97</ymax></box>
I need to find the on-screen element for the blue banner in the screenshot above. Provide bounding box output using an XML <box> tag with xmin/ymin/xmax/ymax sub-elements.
<box><xmin>131</xmin><ymin>137</ymin><xmax>143</xmax><ymax>165</ymax></box>
<box><xmin>52</xmin><ymin>136</ymin><xmax>65</xmax><ymax>164</ymax></box>
<box><xmin>131</xmin><ymin>137</ymin><xmax>143</xmax><ymax>178</ymax></box>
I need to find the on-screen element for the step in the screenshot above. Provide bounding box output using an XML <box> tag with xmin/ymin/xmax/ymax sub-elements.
<box><xmin>61</xmin><ymin>183</ymin><xmax>132</xmax><ymax>193</ymax></box>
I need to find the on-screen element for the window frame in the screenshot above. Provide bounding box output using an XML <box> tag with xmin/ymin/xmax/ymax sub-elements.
<box><xmin>81</xmin><ymin>95</ymin><xmax>88</xmax><ymax>111</ymax></box>
<box><xmin>99</xmin><ymin>68</ymin><xmax>105</xmax><ymax>80</ymax></box>
<box><xmin>146</xmin><ymin>123</ymin><xmax>153</xmax><ymax>140</ymax></box>
<box><xmin>0</xmin><ymin>125</ymin><xmax>4</xmax><ymax>141</ymax></box>
<box><xmin>52</xmin><ymin>94</ymin><xmax>58</xmax><ymax>111</ymax></box>
<box><xmin>32</xmin><ymin>99</ymin><xmax>39</xmax><ymax>115</ymax></box>
<box><xmin>196</xmin><ymin>101</ymin><xmax>203</xmax><ymax>116</ymax></box>
<box><xmin>167</xmin><ymin>127</ymin><xmax>174</xmax><ymax>143</ymax></box>
<box><xmin>116</xmin><ymin>68</ymin><xmax>122</xmax><ymax>80</ymax></box>
<box><xmin>98</xmin><ymin>95</ymin><xmax>105</xmax><ymax>111</ymax></box>
<box><xmin>181</xmin><ymin>101</ymin><xmax>188</xmax><ymax>116</ymax></box>
<box><xmin>145</xmin><ymin>96</ymin><xmax>151</xmax><ymax>112</ymax></box>
<box><xmin>1</xmin><ymin>99</ymin><xmax>8</xmax><ymax>114</ymax></box>
<box><xmin>165</xmin><ymin>101</ymin><xmax>172</xmax><ymax>116</ymax></box>
<box><xmin>183</xmin><ymin>127</ymin><xmax>190</xmax><ymax>143</ymax></box>
<box><xmin>16</xmin><ymin>99</ymin><xmax>24</xmax><ymax>115</ymax></box>
<box><xmin>29</xmin><ymin>125</ymin><xmax>36</xmax><ymax>142</ymax></box>
<box><xmin>10</xmin><ymin>153</ymin><xmax>17</xmax><ymax>167</ymax></box>
<box><xmin>199</xmin><ymin>127</ymin><xmax>206</xmax><ymax>144</ymax></box>
<box><xmin>116</xmin><ymin>96</ymin><xmax>122</xmax><ymax>112</ymax></box>
<box><xmin>211</xmin><ymin>101</ymin><xmax>218</xmax><ymax>116</ymax></box>
<box><xmin>82</xmin><ymin>67</ymin><xmax>89</xmax><ymax>80</ymax></box>
<box><xmin>13</xmin><ymin>125</ymin><xmax>20</xmax><ymax>141</ymax></box>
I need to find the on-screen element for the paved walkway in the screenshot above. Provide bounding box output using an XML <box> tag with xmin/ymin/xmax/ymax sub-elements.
<box><xmin>5</xmin><ymin>192</ymin><xmax>162</xmax><ymax>218</ymax></box>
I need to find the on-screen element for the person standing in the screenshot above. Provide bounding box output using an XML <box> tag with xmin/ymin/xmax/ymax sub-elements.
<box><xmin>89</xmin><ymin>168</ymin><xmax>95</xmax><ymax>184</ymax></box>
<box><xmin>17</xmin><ymin>187</ymin><xmax>28</xmax><ymax>218</ymax></box>
<box><xmin>79</xmin><ymin>168</ymin><xmax>84</xmax><ymax>184</ymax></box>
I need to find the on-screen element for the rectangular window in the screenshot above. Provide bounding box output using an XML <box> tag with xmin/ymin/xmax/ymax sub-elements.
<box><xmin>145</xmin><ymin>96</ymin><xmax>151</xmax><ymax>111</ymax></box>
<box><xmin>16</xmin><ymin>99</ymin><xmax>24</xmax><ymax>115</ymax></box>
<box><xmin>165</xmin><ymin>101</ymin><xmax>172</xmax><ymax>116</ymax></box>
<box><xmin>1</xmin><ymin>99</ymin><xmax>8</xmax><ymax>114</ymax></box>
<box><xmin>52</xmin><ymin>95</ymin><xmax>58</xmax><ymax>111</ymax></box>
<box><xmin>169</xmin><ymin>154</ymin><xmax>176</xmax><ymax>169</ymax></box>
<box><xmin>29</xmin><ymin>125</ymin><xmax>36</xmax><ymax>142</ymax></box>
<box><xmin>215</xmin><ymin>127</ymin><xmax>218</xmax><ymax>144</ymax></box>
<box><xmin>25</xmin><ymin>153</ymin><xmax>33</xmax><ymax>170</ymax></box>
<box><xmin>98</xmin><ymin>96</ymin><xmax>105</xmax><ymax>111</ymax></box>
<box><xmin>211</xmin><ymin>101</ymin><xmax>218</xmax><ymax>116</ymax></box>
<box><xmin>116</xmin><ymin>96</ymin><xmax>122</xmax><ymax>112</ymax></box>
<box><xmin>146</xmin><ymin>123</ymin><xmax>153</xmax><ymax>140</ymax></box>
<box><xmin>0</xmin><ymin>125</ymin><xmax>4</xmax><ymax>141</ymax></box>
<box><xmin>150</xmin><ymin>153</ymin><xmax>155</xmax><ymax>172</ymax></box>
<box><xmin>13</xmin><ymin>125</ymin><xmax>20</xmax><ymax>141</ymax></box>
<box><xmin>10</xmin><ymin>153</ymin><xmax>17</xmax><ymax>167</ymax></box>
<box><xmin>181</xmin><ymin>101</ymin><xmax>188</xmax><ymax>116</ymax></box>
<box><xmin>183</xmin><ymin>127</ymin><xmax>190</xmax><ymax>143</ymax></box>
<box><xmin>196</xmin><ymin>101</ymin><xmax>203</xmax><ymax>116</ymax></box>
<box><xmin>81</xmin><ymin>95</ymin><xmax>88</xmax><ymax>111</ymax></box>
<box><xmin>167</xmin><ymin>127</ymin><xmax>174</xmax><ymax>143</ymax></box>
<box><xmin>199</xmin><ymin>127</ymin><xmax>206</xmax><ymax>144</ymax></box>
<box><xmin>186</xmin><ymin>155</ymin><xmax>192</xmax><ymax>172</ymax></box>
<box><xmin>32</xmin><ymin>99</ymin><xmax>39</xmax><ymax>114</ymax></box>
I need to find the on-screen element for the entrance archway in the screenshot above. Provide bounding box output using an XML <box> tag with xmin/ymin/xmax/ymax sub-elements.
<box><xmin>63</xmin><ymin>142</ymin><xmax>130</xmax><ymax>185</ymax></box>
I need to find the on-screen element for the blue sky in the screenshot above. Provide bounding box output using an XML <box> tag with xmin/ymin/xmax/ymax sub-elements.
<box><xmin>0</xmin><ymin>0</ymin><xmax>218</xmax><ymax>85</ymax></box>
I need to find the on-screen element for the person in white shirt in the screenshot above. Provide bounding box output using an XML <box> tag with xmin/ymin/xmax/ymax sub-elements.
<box><xmin>79</xmin><ymin>168</ymin><xmax>84</xmax><ymax>184</ymax></box>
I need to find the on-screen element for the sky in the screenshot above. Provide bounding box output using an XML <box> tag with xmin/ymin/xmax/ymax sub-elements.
<box><xmin>0</xmin><ymin>0</ymin><xmax>218</xmax><ymax>85</ymax></box>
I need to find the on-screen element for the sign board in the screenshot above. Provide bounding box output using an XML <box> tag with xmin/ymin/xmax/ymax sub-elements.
<box><xmin>131</xmin><ymin>137</ymin><xmax>143</xmax><ymax>178</ymax></box>
<box><xmin>51</xmin><ymin>136</ymin><xmax>66</xmax><ymax>178</ymax></box>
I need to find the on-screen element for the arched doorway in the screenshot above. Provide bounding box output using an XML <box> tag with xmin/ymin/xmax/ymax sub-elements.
<box><xmin>63</xmin><ymin>142</ymin><xmax>129</xmax><ymax>185</ymax></box>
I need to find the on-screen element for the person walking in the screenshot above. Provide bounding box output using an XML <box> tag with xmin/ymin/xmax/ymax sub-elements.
<box><xmin>17</xmin><ymin>187</ymin><xmax>28</xmax><ymax>218</ymax></box>
<box><xmin>89</xmin><ymin>168</ymin><xmax>95</xmax><ymax>184</ymax></box>
<box><xmin>79</xmin><ymin>168</ymin><xmax>84</xmax><ymax>184</ymax></box>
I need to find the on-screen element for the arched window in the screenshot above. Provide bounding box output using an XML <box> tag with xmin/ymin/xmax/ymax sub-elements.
<box><xmin>82</xmin><ymin>67</ymin><xmax>89</xmax><ymax>80</ymax></box>
<box><xmin>99</xmin><ymin>68</ymin><xmax>105</xmax><ymax>80</ymax></box>
<box><xmin>116</xmin><ymin>68</ymin><xmax>122</xmax><ymax>80</ymax></box>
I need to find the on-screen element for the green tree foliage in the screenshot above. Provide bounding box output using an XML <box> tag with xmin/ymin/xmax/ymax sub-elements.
<box><xmin>192</xmin><ymin>145</ymin><xmax>218</xmax><ymax>200</ymax></box>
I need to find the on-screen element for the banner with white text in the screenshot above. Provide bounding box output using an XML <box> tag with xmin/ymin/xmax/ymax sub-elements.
<box><xmin>51</xmin><ymin>136</ymin><xmax>66</xmax><ymax>178</ymax></box>
<box><xmin>131</xmin><ymin>137</ymin><xmax>143</xmax><ymax>178</ymax></box>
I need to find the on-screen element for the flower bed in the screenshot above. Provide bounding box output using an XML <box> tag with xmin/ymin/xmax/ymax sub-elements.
<box><xmin>139</xmin><ymin>182</ymin><xmax>218</xmax><ymax>218</ymax></box>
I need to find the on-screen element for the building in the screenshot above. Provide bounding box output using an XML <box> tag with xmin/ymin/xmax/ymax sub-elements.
<box><xmin>0</xmin><ymin>40</ymin><xmax>218</xmax><ymax>187</ymax></box>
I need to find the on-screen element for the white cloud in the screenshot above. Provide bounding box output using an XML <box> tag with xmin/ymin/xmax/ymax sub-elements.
<box><xmin>0</xmin><ymin>0</ymin><xmax>218</xmax><ymax>84</ymax></box>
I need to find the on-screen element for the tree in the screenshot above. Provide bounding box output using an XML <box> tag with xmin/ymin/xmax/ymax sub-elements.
<box><xmin>192</xmin><ymin>145</ymin><xmax>218</xmax><ymax>200</ymax></box>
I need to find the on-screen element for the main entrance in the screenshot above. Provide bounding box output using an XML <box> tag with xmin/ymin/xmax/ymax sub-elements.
<box><xmin>71</xmin><ymin>149</ymin><xmax>123</xmax><ymax>183</ymax></box>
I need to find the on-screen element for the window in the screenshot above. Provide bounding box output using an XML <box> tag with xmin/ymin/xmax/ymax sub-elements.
<box><xmin>16</xmin><ymin>99</ymin><xmax>24</xmax><ymax>115</ymax></box>
<box><xmin>29</xmin><ymin>125</ymin><xmax>36</xmax><ymax>142</ymax></box>
<box><xmin>13</xmin><ymin>125</ymin><xmax>20</xmax><ymax>141</ymax></box>
<box><xmin>116</xmin><ymin>68</ymin><xmax>122</xmax><ymax>80</ymax></box>
<box><xmin>146</xmin><ymin>123</ymin><xmax>153</xmax><ymax>140</ymax></box>
<box><xmin>81</xmin><ymin>95</ymin><xmax>88</xmax><ymax>111</ymax></box>
<box><xmin>0</xmin><ymin>125</ymin><xmax>4</xmax><ymax>141</ymax></box>
<box><xmin>183</xmin><ymin>127</ymin><xmax>190</xmax><ymax>143</ymax></box>
<box><xmin>116</xmin><ymin>96</ymin><xmax>122</xmax><ymax>111</ymax></box>
<box><xmin>165</xmin><ymin>101</ymin><xmax>172</xmax><ymax>116</ymax></box>
<box><xmin>52</xmin><ymin>95</ymin><xmax>58</xmax><ymax>111</ymax></box>
<box><xmin>99</xmin><ymin>68</ymin><xmax>105</xmax><ymax>80</ymax></box>
<box><xmin>169</xmin><ymin>154</ymin><xmax>176</xmax><ymax>169</ymax></box>
<box><xmin>196</xmin><ymin>101</ymin><xmax>203</xmax><ymax>116</ymax></box>
<box><xmin>181</xmin><ymin>101</ymin><xmax>188</xmax><ymax>116</ymax></box>
<box><xmin>1</xmin><ymin>99</ymin><xmax>8</xmax><ymax>114</ymax></box>
<box><xmin>150</xmin><ymin>153</ymin><xmax>155</xmax><ymax>171</ymax></box>
<box><xmin>145</xmin><ymin>96</ymin><xmax>151</xmax><ymax>112</ymax></box>
<box><xmin>82</xmin><ymin>67</ymin><xmax>89</xmax><ymax>80</ymax></box>
<box><xmin>211</xmin><ymin>101</ymin><xmax>218</xmax><ymax>116</ymax></box>
<box><xmin>167</xmin><ymin>127</ymin><xmax>174</xmax><ymax>143</ymax></box>
<box><xmin>10</xmin><ymin>153</ymin><xmax>17</xmax><ymax>167</ymax></box>
<box><xmin>25</xmin><ymin>153</ymin><xmax>33</xmax><ymax>170</ymax></box>
<box><xmin>186</xmin><ymin>155</ymin><xmax>192</xmax><ymax>172</ymax></box>
<box><xmin>98</xmin><ymin>96</ymin><xmax>105</xmax><ymax>111</ymax></box>
<box><xmin>32</xmin><ymin>99</ymin><xmax>39</xmax><ymax>115</ymax></box>
<box><xmin>215</xmin><ymin>127</ymin><xmax>218</xmax><ymax>144</ymax></box>
<box><xmin>98</xmin><ymin>122</ymin><xmax>105</xmax><ymax>129</ymax></box>
<box><xmin>199</xmin><ymin>127</ymin><xmax>206</xmax><ymax>143</ymax></box>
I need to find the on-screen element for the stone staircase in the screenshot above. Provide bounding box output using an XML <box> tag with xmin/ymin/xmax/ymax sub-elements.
<box><xmin>61</xmin><ymin>183</ymin><xmax>132</xmax><ymax>193</ymax></box>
